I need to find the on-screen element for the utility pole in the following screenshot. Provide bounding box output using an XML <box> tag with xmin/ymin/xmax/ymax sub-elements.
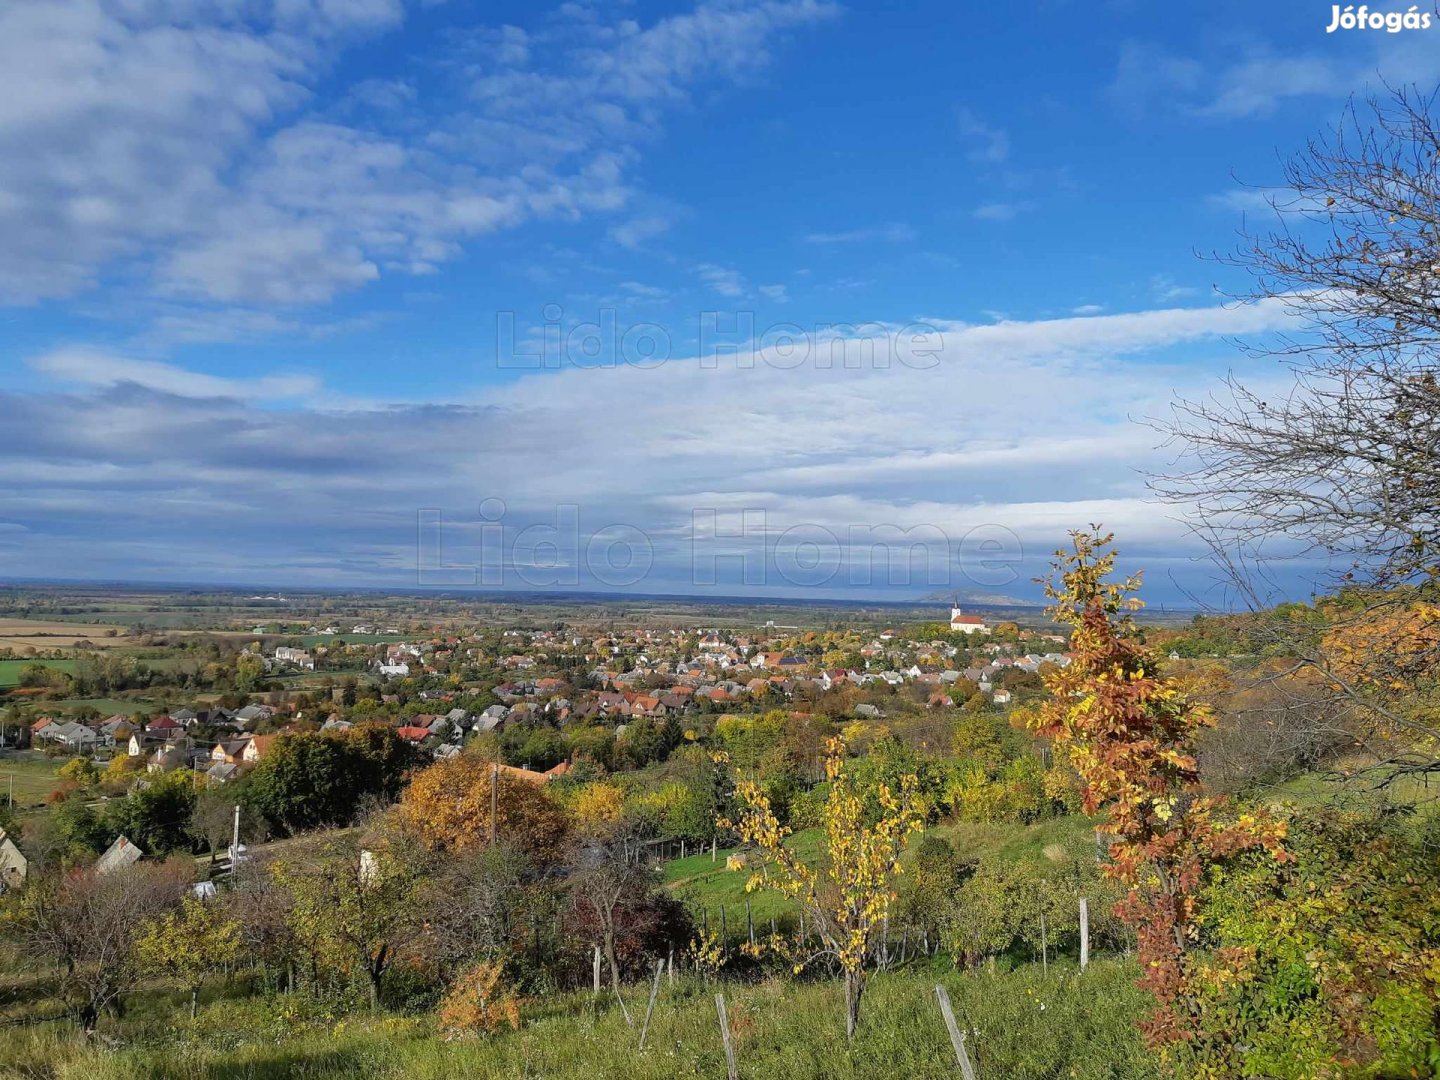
<box><xmin>231</xmin><ymin>804</ymin><xmax>241</xmax><ymax>863</ymax></box>
<box><xmin>490</xmin><ymin>760</ymin><xmax>499</xmax><ymax>845</ymax></box>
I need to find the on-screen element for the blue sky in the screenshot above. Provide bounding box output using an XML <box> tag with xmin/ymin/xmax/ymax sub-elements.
<box><xmin>0</xmin><ymin>0</ymin><xmax>1433</xmax><ymax>604</ymax></box>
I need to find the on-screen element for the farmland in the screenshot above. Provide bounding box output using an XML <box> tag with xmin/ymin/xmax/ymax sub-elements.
<box><xmin>0</xmin><ymin>618</ymin><xmax>129</xmax><ymax>652</ymax></box>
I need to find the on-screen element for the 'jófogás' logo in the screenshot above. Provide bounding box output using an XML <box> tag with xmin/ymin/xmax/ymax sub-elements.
<box><xmin>1326</xmin><ymin>5</ymin><xmax>1432</xmax><ymax>31</ymax></box>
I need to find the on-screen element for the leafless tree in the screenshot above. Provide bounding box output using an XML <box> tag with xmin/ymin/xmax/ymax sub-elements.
<box><xmin>1198</xmin><ymin>665</ymin><xmax>1356</xmax><ymax>792</ymax></box>
<box><xmin>1153</xmin><ymin>86</ymin><xmax>1440</xmax><ymax>790</ymax></box>
<box><xmin>564</xmin><ymin>818</ymin><xmax>657</xmax><ymax>1024</ymax></box>
<box><xmin>414</xmin><ymin>841</ymin><xmax>531</xmax><ymax>977</ymax></box>
<box><xmin>16</xmin><ymin>860</ymin><xmax>191</xmax><ymax>1032</ymax></box>
<box><xmin>222</xmin><ymin>862</ymin><xmax>299</xmax><ymax>990</ymax></box>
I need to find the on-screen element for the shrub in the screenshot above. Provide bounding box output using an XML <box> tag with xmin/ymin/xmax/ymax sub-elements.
<box><xmin>437</xmin><ymin>960</ymin><xmax>522</xmax><ymax>1037</ymax></box>
<box><xmin>1182</xmin><ymin>810</ymin><xmax>1440</xmax><ymax>1079</ymax></box>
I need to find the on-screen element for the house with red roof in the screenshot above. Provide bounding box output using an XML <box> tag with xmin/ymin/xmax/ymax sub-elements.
<box><xmin>949</xmin><ymin>605</ymin><xmax>991</xmax><ymax>635</ymax></box>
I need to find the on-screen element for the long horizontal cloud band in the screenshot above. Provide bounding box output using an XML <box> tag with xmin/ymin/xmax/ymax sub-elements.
<box><xmin>0</xmin><ymin>300</ymin><xmax>1306</xmax><ymax>600</ymax></box>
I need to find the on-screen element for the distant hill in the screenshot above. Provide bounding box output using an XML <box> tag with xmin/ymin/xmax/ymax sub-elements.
<box><xmin>917</xmin><ymin>588</ymin><xmax>1030</xmax><ymax>608</ymax></box>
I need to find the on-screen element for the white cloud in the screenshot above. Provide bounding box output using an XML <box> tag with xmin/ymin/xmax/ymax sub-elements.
<box><xmin>803</xmin><ymin>223</ymin><xmax>915</xmax><ymax>244</ymax></box>
<box><xmin>609</xmin><ymin>214</ymin><xmax>674</xmax><ymax>250</ymax></box>
<box><xmin>1110</xmin><ymin>34</ymin><xmax>1440</xmax><ymax>120</ymax></box>
<box><xmin>1151</xmin><ymin>274</ymin><xmax>1201</xmax><ymax>302</ymax></box>
<box><xmin>758</xmin><ymin>283</ymin><xmax>789</xmax><ymax>302</ymax></box>
<box><xmin>0</xmin><ymin>299</ymin><xmax>1299</xmax><ymax>595</ymax></box>
<box><xmin>973</xmin><ymin>201</ymin><xmax>1031</xmax><ymax>222</ymax></box>
<box><xmin>695</xmin><ymin>263</ymin><xmax>747</xmax><ymax>297</ymax></box>
<box><xmin>618</xmin><ymin>281</ymin><xmax>671</xmax><ymax>301</ymax></box>
<box><xmin>955</xmin><ymin>107</ymin><xmax>1010</xmax><ymax>164</ymax></box>
<box><xmin>29</xmin><ymin>348</ymin><xmax>321</xmax><ymax>402</ymax></box>
<box><xmin>0</xmin><ymin>0</ymin><xmax>833</xmax><ymax>308</ymax></box>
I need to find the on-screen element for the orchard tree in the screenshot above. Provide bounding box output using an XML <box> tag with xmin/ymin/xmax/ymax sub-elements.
<box><xmin>1189</xmin><ymin>809</ymin><xmax>1440</xmax><ymax>1077</ymax></box>
<box><xmin>246</xmin><ymin>725</ymin><xmax>413</xmax><ymax>834</ymax></box>
<box><xmin>15</xmin><ymin>861</ymin><xmax>191</xmax><ymax>1032</ymax></box>
<box><xmin>437</xmin><ymin>959</ymin><xmax>523</xmax><ymax>1037</ymax></box>
<box><xmin>56</xmin><ymin>757</ymin><xmax>99</xmax><ymax>790</ymax></box>
<box><xmin>105</xmin><ymin>770</ymin><xmax>197</xmax><ymax>855</ymax></box>
<box><xmin>726</xmin><ymin>736</ymin><xmax>922</xmax><ymax>1040</ymax></box>
<box><xmin>414</xmin><ymin>842</ymin><xmax>533</xmax><ymax>979</ymax></box>
<box><xmin>270</xmin><ymin>831</ymin><xmax>426</xmax><ymax>1008</ymax></box>
<box><xmin>563</xmin><ymin>816</ymin><xmax>659</xmax><ymax>1024</ymax></box>
<box><xmin>135</xmin><ymin>894</ymin><xmax>241</xmax><ymax>1019</ymax></box>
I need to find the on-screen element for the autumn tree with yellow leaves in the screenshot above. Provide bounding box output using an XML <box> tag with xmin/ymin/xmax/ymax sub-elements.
<box><xmin>135</xmin><ymin>894</ymin><xmax>241</xmax><ymax>1020</ymax></box>
<box><xmin>724</xmin><ymin>736</ymin><xmax>922</xmax><ymax>1040</ymax></box>
<box><xmin>394</xmin><ymin>754</ymin><xmax>570</xmax><ymax>863</ymax></box>
<box><xmin>1031</xmin><ymin>529</ymin><xmax>1287</xmax><ymax>1050</ymax></box>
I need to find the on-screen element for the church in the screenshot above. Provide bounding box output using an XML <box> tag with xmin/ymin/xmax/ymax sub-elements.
<box><xmin>950</xmin><ymin>604</ymin><xmax>990</xmax><ymax>635</ymax></box>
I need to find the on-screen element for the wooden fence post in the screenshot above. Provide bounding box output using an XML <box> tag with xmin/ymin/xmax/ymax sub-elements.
<box><xmin>592</xmin><ymin>945</ymin><xmax>601</xmax><ymax>998</ymax></box>
<box><xmin>716</xmin><ymin>992</ymin><xmax>739</xmax><ymax>1080</ymax></box>
<box><xmin>638</xmin><ymin>960</ymin><xmax>664</xmax><ymax>1050</ymax></box>
<box><xmin>746</xmin><ymin>897</ymin><xmax>754</xmax><ymax>947</ymax></box>
<box><xmin>935</xmin><ymin>985</ymin><xmax>978</xmax><ymax>1080</ymax></box>
<box><xmin>667</xmin><ymin>947</ymin><xmax>674</xmax><ymax>987</ymax></box>
<box><xmin>1040</xmin><ymin>912</ymin><xmax>1048</xmax><ymax>975</ymax></box>
<box><xmin>1079</xmin><ymin>898</ymin><xmax>1090</xmax><ymax>971</ymax></box>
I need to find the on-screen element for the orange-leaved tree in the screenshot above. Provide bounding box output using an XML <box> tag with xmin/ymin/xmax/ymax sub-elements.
<box><xmin>1031</xmin><ymin>529</ymin><xmax>1287</xmax><ymax>1048</ymax></box>
<box><xmin>395</xmin><ymin>754</ymin><xmax>570</xmax><ymax>864</ymax></box>
<box><xmin>437</xmin><ymin>958</ymin><xmax>524</xmax><ymax>1037</ymax></box>
<box><xmin>724</xmin><ymin>736</ymin><xmax>922</xmax><ymax>1040</ymax></box>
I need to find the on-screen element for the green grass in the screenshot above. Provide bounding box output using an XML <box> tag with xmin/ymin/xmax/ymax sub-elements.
<box><xmin>0</xmin><ymin>659</ymin><xmax>79</xmax><ymax>688</ymax></box>
<box><xmin>664</xmin><ymin>830</ymin><xmax>827</xmax><ymax>930</ymax></box>
<box><xmin>662</xmin><ymin>815</ymin><xmax>1102</xmax><ymax>935</ymax></box>
<box><xmin>120</xmin><ymin>655</ymin><xmax>195</xmax><ymax>673</ymax></box>
<box><xmin>1266</xmin><ymin>766</ymin><xmax>1440</xmax><ymax>813</ymax></box>
<box><xmin>44</xmin><ymin>698</ymin><xmax>148</xmax><ymax>716</ymax></box>
<box><xmin>273</xmin><ymin>672</ymin><xmax>341</xmax><ymax>689</ymax></box>
<box><xmin>0</xmin><ymin>754</ymin><xmax>64</xmax><ymax>809</ymax></box>
<box><xmin>0</xmin><ymin>961</ymin><xmax>1155</xmax><ymax>1080</ymax></box>
<box><xmin>926</xmin><ymin>813</ymin><xmax>1102</xmax><ymax>863</ymax></box>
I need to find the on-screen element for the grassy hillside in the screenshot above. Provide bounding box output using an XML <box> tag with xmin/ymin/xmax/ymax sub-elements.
<box><xmin>0</xmin><ymin>659</ymin><xmax>79</xmax><ymax>688</ymax></box>
<box><xmin>0</xmin><ymin>961</ymin><xmax>1154</xmax><ymax>1080</ymax></box>
<box><xmin>662</xmin><ymin>830</ymin><xmax>823</xmax><ymax>929</ymax></box>
<box><xmin>663</xmin><ymin>814</ymin><xmax>1102</xmax><ymax>934</ymax></box>
<box><xmin>40</xmin><ymin>698</ymin><xmax>148</xmax><ymax>716</ymax></box>
<box><xmin>0</xmin><ymin>755</ymin><xmax>63</xmax><ymax>810</ymax></box>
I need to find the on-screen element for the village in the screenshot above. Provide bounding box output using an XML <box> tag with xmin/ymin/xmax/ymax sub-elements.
<box><xmin>9</xmin><ymin>605</ymin><xmax>1066</xmax><ymax>774</ymax></box>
